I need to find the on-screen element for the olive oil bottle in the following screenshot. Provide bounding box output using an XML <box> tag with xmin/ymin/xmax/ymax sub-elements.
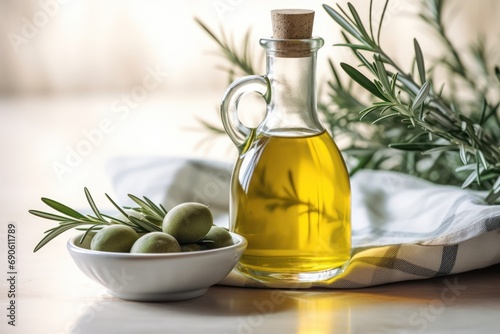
<box><xmin>221</xmin><ymin>9</ymin><xmax>351</xmax><ymax>282</ymax></box>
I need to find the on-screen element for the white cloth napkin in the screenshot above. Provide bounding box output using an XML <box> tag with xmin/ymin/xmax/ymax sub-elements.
<box><xmin>107</xmin><ymin>156</ymin><xmax>500</xmax><ymax>288</ymax></box>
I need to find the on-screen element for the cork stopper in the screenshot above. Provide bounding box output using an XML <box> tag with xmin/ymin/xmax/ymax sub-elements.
<box><xmin>271</xmin><ymin>9</ymin><xmax>315</xmax><ymax>39</ymax></box>
<box><xmin>269</xmin><ymin>9</ymin><xmax>315</xmax><ymax>57</ymax></box>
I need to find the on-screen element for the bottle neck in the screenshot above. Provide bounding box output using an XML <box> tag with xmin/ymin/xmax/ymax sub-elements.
<box><xmin>258</xmin><ymin>38</ymin><xmax>324</xmax><ymax>137</ymax></box>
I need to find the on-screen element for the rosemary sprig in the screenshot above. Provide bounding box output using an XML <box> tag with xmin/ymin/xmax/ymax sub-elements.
<box><xmin>29</xmin><ymin>188</ymin><xmax>164</xmax><ymax>252</ymax></box>
<box><xmin>323</xmin><ymin>0</ymin><xmax>500</xmax><ymax>203</ymax></box>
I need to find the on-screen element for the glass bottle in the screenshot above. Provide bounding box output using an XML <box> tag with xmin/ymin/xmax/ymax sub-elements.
<box><xmin>220</xmin><ymin>10</ymin><xmax>351</xmax><ymax>282</ymax></box>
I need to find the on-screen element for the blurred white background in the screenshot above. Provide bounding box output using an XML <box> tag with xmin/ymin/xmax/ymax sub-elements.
<box><xmin>0</xmin><ymin>0</ymin><xmax>499</xmax><ymax>213</ymax></box>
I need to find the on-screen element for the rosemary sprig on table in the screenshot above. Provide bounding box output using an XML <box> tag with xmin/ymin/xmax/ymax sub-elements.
<box><xmin>196</xmin><ymin>0</ymin><xmax>500</xmax><ymax>204</ymax></box>
<box><xmin>29</xmin><ymin>188</ymin><xmax>164</xmax><ymax>252</ymax></box>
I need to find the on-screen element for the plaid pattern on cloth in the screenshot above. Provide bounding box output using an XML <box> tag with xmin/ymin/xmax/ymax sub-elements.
<box><xmin>108</xmin><ymin>157</ymin><xmax>500</xmax><ymax>288</ymax></box>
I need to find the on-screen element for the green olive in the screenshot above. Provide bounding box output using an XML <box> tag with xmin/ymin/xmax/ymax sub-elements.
<box><xmin>162</xmin><ymin>202</ymin><xmax>213</xmax><ymax>244</ymax></box>
<box><xmin>180</xmin><ymin>243</ymin><xmax>207</xmax><ymax>252</ymax></box>
<box><xmin>75</xmin><ymin>231</ymin><xmax>97</xmax><ymax>249</ymax></box>
<box><xmin>204</xmin><ymin>226</ymin><xmax>233</xmax><ymax>249</ymax></box>
<box><xmin>90</xmin><ymin>225</ymin><xmax>139</xmax><ymax>252</ymax></box>
<box><xmin>130</xmin><ymin>232</ymin><xmax>181</xmax><ymax>253</ymax></box>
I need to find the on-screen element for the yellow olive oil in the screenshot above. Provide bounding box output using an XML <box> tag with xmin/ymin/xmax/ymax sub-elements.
<box><xmin>231</xmin><ymin>130</ymin><xmax>351</xmax><ymax>279</ymax></box>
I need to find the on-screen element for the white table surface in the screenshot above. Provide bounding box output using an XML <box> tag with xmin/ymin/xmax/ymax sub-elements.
<box><xmin>1</xmin><ymin>96</ymin><xmax>500</xmax><ymax>334</ymax></box>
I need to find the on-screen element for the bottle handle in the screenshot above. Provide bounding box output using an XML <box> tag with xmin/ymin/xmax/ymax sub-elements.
<box><xmin>220</xmin><ymin>75</ymin><xmax>270</xmax><ymax>152</ymax></box>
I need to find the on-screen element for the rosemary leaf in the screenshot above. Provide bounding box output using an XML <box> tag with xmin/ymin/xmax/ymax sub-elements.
<box><xmin>340</xmin><ymin>63</ymin><xmax>387</xmax><ymax>101</ymax></box>
<box><xmin>34</xmin><ymin>223</ymin><xmax>88</xmax><ymax>252</ymax></box>
<box><xmin>462</xmin><ymin>170</ymin><xmax>478</xmax><ymax>189</ymax></box>
<box><xmin>28</xmin><ymin>210</ymin><xmax>76</xmax><ymax>222</ymax></box>
<box><xmin>347</xmin><ymin>3</ymin><xmax>373</xmax><ymax>45</ymax></box>
<box><xmin>78</xmin><ymin>224</ymin><xmax>102</xmax><ymax>245</ymax></box>
<box><xmin>413</xmin><ymin>39</ymin><xmax>426</xmax><ymax>85</ymax></box>
<box><xmin>388</xmin><ymin>143</ymin><xmax>447</xmax><ymax>151</ymax></box>
<box><xmin>105</xmin><ymin>193</ymin><xmax>131</xmax><ymax>220</ymax></box>
<box><xmin>40</xmin><ymin>198</ymin><xmax>86</xmax><ymax>219</ymax></box>
<box><xmin>372</xmin><ymin>113</ymin><xmax>399</xmax><ymax>124</ymax></box>
<box><xmin>323</xmin><ymin>4</ymin><xmax>365</xmax><ymax>43</ymax></box>
<box><xmin>411</xmin><ymin>81</ymin><xmax>431</xmax><ymax>111</ymax></box>
<box><xmin>333</xmin><ymin>43</ymin><xmax>375</xmax><ymax>51</ymax></box>
<box><xmin>377</xmin><ymin>0</ymin><xmax>390</xmax><ymax>45</ymax></box>
<box><xmin>143</xmin><ymin>196</ymin><xmax>167</xmax><ymax>218</ymax></box>
<box><xmin>128</xmin><ymin>216</ymin><xmax>161</xmax><ymax>233</ymax></box>
<box><xmin>84</xmin><ymin>187</ymin><xmax>103</xmax><ymax>220</ymax></box>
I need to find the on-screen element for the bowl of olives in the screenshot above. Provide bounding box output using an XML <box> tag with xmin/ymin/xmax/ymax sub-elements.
<box><xmin>66</xmin><ymin>202</ymin><xmax>247</xmax><ymax>302</ymax></box>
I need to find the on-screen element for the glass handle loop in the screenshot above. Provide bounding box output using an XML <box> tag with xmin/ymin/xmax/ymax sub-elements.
<box><xmin>220</xmin><ymin>75</ymin><xmax>269</xmax><ymax>151</ymax></box>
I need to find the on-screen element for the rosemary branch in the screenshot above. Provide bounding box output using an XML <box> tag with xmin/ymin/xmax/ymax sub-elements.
<box><xmin>323</xmin><ymin>0</ymin><xmax>500</xmax><ymax>203</ymax></box>
<box><xmin>29</xmin><ymin>188</ymin><xmax>165</xmax><ymax>252</ymax></box>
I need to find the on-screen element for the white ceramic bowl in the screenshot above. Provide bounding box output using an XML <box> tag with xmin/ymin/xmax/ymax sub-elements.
<box><xmin>67</xmin><ymin>232</ymin><xmax>247</xmax><ymax>302</ymax></box>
